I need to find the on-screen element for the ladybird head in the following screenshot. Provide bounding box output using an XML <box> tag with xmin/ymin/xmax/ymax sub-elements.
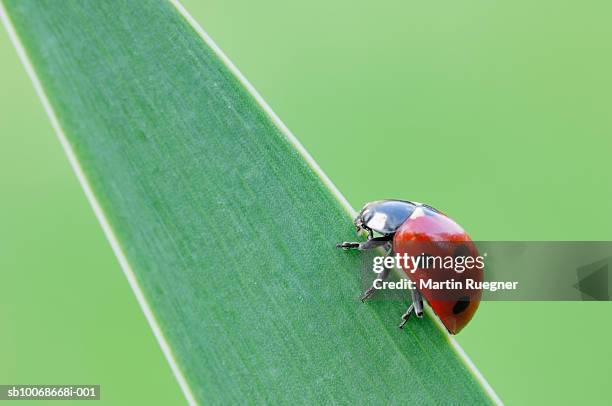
<box><xmin>354</xmin><ymin>200</ymin><xmax>417</xmax><ymax>236</ymax></box>
<box><xmin>353</xmin><ymin>205</ymin><xmax>370</xmax><ymax>233</ymax></box>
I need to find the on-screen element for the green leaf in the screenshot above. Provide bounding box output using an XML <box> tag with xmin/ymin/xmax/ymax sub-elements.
<box><xmin>1</xmin><ymin>0</ymin><xmax>499</xmax><ymax>404</ymax></box>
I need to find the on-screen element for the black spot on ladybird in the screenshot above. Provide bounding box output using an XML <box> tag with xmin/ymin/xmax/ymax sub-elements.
<box><xmin>453</xmin><ymin>296</ymin><xmax>470</xmax><ymax>314</ymax></box>
<box><xmin>453</xmin><ymin>244</ymin><xmax>470</xmax><ymax>258</ymax></box>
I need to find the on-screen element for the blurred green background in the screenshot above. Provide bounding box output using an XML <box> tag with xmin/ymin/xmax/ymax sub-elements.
<box><xmin>1</xmin><ymin>0</ymin><xmax>611</xmax><ymax>404</ymax></box>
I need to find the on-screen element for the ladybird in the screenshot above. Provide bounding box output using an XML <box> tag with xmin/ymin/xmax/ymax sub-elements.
<box><xmin>337</xmin><ymin>200</ymin><xmax>482</xmax><ymax>334</ymax></box>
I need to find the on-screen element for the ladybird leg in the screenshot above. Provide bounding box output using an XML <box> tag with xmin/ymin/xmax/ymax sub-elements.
<box><xmin>399</xmin><ymin>289</ymin><xmax>424</xmax><ymax>329</ymax></box>
<box><xmin>398</xmin><ymin>304</ymin><xmax>414</xmax><ymax>329</ymax></box>
<box><xmin>336</xmin><ymin>241</ymin><xmax>360</xmax><ymax>250</ymax></box>
<box><xmin>358</xmin><ymin>237</ymin><xmax>391</xmax><ymax>251</ymax></box>
<box><xmin>336</xmin><ymin>236</ymin><xmax>391</xmax><ymax>251</ymax></box>
<box><xmin>359</xmin><ymin>242</ymin><xmax>393</xmax><ymax>301</ymax></box>
<box><xmin>411</xmin><ymin>288</ymin><xmax>424</xmax><ymax>318</ymax></box>
<box><xmin>360</xmin><ymin>265</ymin><xmax>390</xmax><ymax>302</ymax></box>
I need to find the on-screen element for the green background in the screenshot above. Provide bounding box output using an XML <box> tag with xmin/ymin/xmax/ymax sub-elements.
<box><xmin>1</xmin><ymin>0</ymin><xmax>610</xmax><ymax>404</ymax></box>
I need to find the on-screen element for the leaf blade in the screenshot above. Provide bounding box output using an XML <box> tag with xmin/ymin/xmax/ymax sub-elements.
<box><xmin>1</xmin><ymin>0</ymin><xmax>499</xmax><ymax>404</ymax></box>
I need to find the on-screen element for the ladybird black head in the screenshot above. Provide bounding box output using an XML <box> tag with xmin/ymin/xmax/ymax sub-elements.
<box><xmin>452</xmin><ymin>296</ymin><xmax>471</xmax><ymax>314</ymax></box>
<box><xmin>355</xmin><ymin>200</ymin><xmax>417</xmax><ymax>236</ymax></box>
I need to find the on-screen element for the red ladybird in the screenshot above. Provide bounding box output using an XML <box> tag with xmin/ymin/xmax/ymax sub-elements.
<box><xmin>337</xmin><ymin>200</ymin><xmax>482</xmax><ymax>334</ymax></box>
